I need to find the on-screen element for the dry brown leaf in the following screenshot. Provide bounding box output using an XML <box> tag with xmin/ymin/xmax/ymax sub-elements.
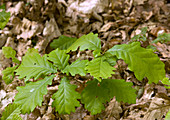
<box><xmin>7</xmin><ymin>1</ymin><xmax>25</xmax><ymax>15</ymax></box>
<box><xmin>69</xmin><ymin>105</ymin><xmax>87</xmax><ymax>120</ymax></box>
<box><xmin>155</xmin><ymin>43</ymin><xmax>170</xmax><ymax>58</ymax></box>
<box><xmin>104</xmin><ymin>98</ymin><xmax>122</xmax><ymax>120</ymax></box>
<box><xmin>143</xmin><ymin>95</ymin><xmax>170</xmax><ymax>120</ymax></box>
<box><xmin>0</xmin><ymin>34</ymin><xmax>7</xmax><ymax>48</ymax></box>
<box><xmin>100</xmin><ymin>22</ymin><xmax>116</xmax><ymax>32</ymax></box>
<box><xmin>17</xmin><ymin>18</ymin><xmax>43</xmax><ymax>40</ymax></box>
<box><xmin>43</xmin><ymin>17</ymin><xmax>61</xmax><ymax>40</ymax></box>
<box><xmin>133</xmin><ymin>0</ymin><xmax>148</xmax><ymax>5</ymax></box>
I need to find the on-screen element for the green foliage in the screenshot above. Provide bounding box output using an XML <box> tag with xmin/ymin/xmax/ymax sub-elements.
<box><xmin>152</xmin><ymin>33</ymin><xmax>170</xmax><ymax>43</ymax></box>
<box><xmin>0</xmin><ymin>4</ymin><xmax>10</xmax><ymax>30</ymax></box>
<box><xmin>0</xmin><ymin>4</ymin><xmax>6</xmax><ymax>10</ymax></box>
<box><xmin>52</xmin><ymin>77</ymin><xmax>81</xmax><ymax>114</ymax></box>
<box><xmin>2</xmin><ymin>66</ymin><xmax>17</xmax><ymax>84</ymax></box>
<box><xmin>2</xmin><ymin>47</ymin><xmax>20</xmax><ymax>64</ymax></box>
<box><xmin>2</xmin><ymin>32</ymin><xmax>166</xmax><ymax>116</ymax></box>
<box><xmin>66</xmin><ymin>33</ymin><xmax>101</xmax><ymax>53</ymax></box>
<box><xmin>14</xmin><ymin>75</ymin><xmax>55</xmax><ymax>114</ymax></box>
<box><xmin>165</xmin><ymin>110</ymin><xmax>170</xmax><ymax>120</ymax></box>
<box><xmin>161</xmin><ymin>77</ymin><xmax>170</xmax><ymax>89</ymax></box>
<box><xmin>105</xmin><ymin>42</ymin><xmax>165</xmax><ymax>83</ymax></box>
<box><xmin>146</xmin><ymin>45</ymin><xmax>157</xmax><ymax>52</ymax></box>
<box><xmin>50</xmin><ymin>35</ymin><xmax>77</xmax><ymax>50</ymax></box>
<box><xmin>81</xmin><ymin>79</ymin><xmax>136</xmax><ymax>115</ymax></box>
<box><xmin>47</xmin><ymin>48</ymin><xmax>70</xmax><ymax>70</ymax></box>
<box><xmin>104</xmin><ymin>55</ymin><xmax>117</xmax><ymax>66</ymax></box>
<box><xmin>86</xmin><ymin>56</ymin><xmax>115</xmax><ymax>82</ymax></box>
<box><xmin>1</xmin><ymin>103</ymin><xmax>22</xmax><ymax>120</ymax></box>
<box><xmin>15</xmin><ymin>48</ymin><xmax>57</xmax><ymax>82</ymax></box>
<box><xmin>62</xmin><ymin>59</ymin><xmax>88</xmax><ymax>76</ymax></box>
<box><xmin>131</xmin><ymin>27</ymin><xmax>147</xmax><ymax>42</ymax></box>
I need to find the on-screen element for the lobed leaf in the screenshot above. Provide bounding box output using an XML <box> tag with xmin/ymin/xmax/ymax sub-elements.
<box><xmin>50</xmin><ymin>35</ymin><xmax>77</xmax><ymax>50</ymax></box>
<box><xmin>47</xmin><ymin>48</ymin><xmax>70</xmax><ymax>70</ymax></box>
<box><xmin>2</xmin><ymin>47</ymin><xmax>20</xmax><ymax>64</ymax></box>
<box><xmin>105</xmin><ymin>42</ymin><xmax>165</xmax><ymax>83</ymax></box>
<box><xmin>52</xmin><ymin>77</ymin><xmax>81</xmax><ymax>114</ymax></box>
<box><xmin>86</xmin><ymin>56</ymin><xmax>115</xmax><ymax>82</ymax></box>
<box><xmin>66</xmin><ymin>33</ymin><xmax>101</xmax><ymax>53</ymax></box>
<box><xmin>14</xmin><ymin>75</ymin><xmax>55</xmax><ymax>114</ymax></box>
<box><xmin>81</xmin><ymin>79</ymin><xmax>136</xmax><ymax>115</ymax></box>
<box><xmin>1</xmin><ymin>103</ymin><xmax>22</xmax><ymax>120</ymax></box>
<box><xmin>2</xmin><ymin>66</ymin><xmax>17</xmax><ymax>84</ymax></box>
<box><xmin>62</xmin><ymin>59</ymin><xmax>88</xmax><ymax>76</ymax></box>
<box><xmin>15</xmin><ymin>48</ymin><xmax>57</xmax><ymax>82</ymax></box>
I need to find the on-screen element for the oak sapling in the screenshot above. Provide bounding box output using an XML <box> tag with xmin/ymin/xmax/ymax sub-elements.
<box><xmin>1</xmin><ymin>32</ymin><xmax>165</xmax><ymax>119</ymax></box>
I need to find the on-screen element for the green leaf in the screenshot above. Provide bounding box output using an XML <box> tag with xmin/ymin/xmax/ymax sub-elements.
<box><xmin>131</xmin><ymin>27</ymin><xmax>147</xmax><ymax>42</ymax></box>
<box><xmin>47</xmin><ymin>48</ymin><xmax>70</xmax><ymax>70</ymax></box>
<box><xmin>1</xmin><ymin>103</ymin><xmax>22</xmax><ymax>120</ymax></box>
<box><xmin>161</xmin><ymin>77</ymin><xmax>170</xmax><ymax>89</ymax></box>
<box><xmin>15</xmin><ymin>48</ymin><xmax>57</xmax><ymax>82</ymax></box>
<box><xmin>104</xmin><ymin>56</ymin><xmax>117</xmax><ymax>66</ymax></box>
<box><xmin>105</xmin><ymin>42</ymin><xmax>165</xmax><ymax>83</ymax></box>
<box><xmin>81</xmin><ymin>80</ymin><xmax>109</xmax><ymax>115</ymax></box>
<box><xmin>2</xmin><ymin>47</ymin><xmax>20</xmax><ymax>64</ymax></box>
<box><xmin>165</xmin><ymin>110</ymin><xmax>170</xmax><ymax>120</ymax></box>
<box><xmin>50</xmin><ymin>35</ymin><xmax>77</xmax><ymax>50</ymax></box>
<box><xmin>0</xmin><ymin>4</ymin><xmax>6</xmax><ymax>10</ymax></box>
<box><xmin>81</xmin><ymin>79</ymin><xmax>136</xmax><ymax>115</ymax></box>
<box><xmin>0</xmin><ymin>10</ymin><xmax>10</xmax><ymax>30</ymax></box>
<box><xmin>66</xmin><ymin>33</ymin><xmax>101</xmax><ymax>53</ymax></box>
<box><xmin>93</xmin><ymin>49</ymin><xmax>101</xmax><ymax>58</ymax></box>
<box><xmin>14</xmin><ymin>75</ymin><xmax>55</xmax><ymax>114</ymax></box>
<box><xmin>152</xmin><ymin>33</ymin><xmax>170</xmax><ymax>43</ymax></box>
<box><xmin>146</xmin><ymin>45</ymin><xmax>157</xmax><ymax>52</ymax></box>
<box><xmin>52</xmin><ymin>77</ymin><xmax>81</xmax><ymax>114</ymax></box>
<box><xmin>11</xmin><ymin>114</ymin><xmax>23</xmax><ymax>120</ymax></box>
<box><xmin>2</xmin><ymin>66</ymin><xmax>17</xmax><ymax>84</ymax></box>
<box><xmin>62</xmin><ymin>59</ymin><xmax>88</xmax><ymax>76</ymax></box>
<box><xmin>86</xmin><ymin>56</ymin><xmax>115</xmax><ymax>82</ymax></box>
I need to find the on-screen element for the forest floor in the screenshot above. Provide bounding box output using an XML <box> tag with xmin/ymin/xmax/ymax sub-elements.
<box><xmin>0</xmin><ymin>0</ymin><xmax>170</xmax><ymax>120</ymax></box>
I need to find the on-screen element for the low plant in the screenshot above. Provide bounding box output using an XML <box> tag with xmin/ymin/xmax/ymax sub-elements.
<box><xmin>1</xmin><ymin>32</ymin><xmax>166</xmax><ymax>119</ymax></box>
<box><xmin>0</xmin><ymin>4</ymin><xmax>10</xmax><ymax>30</ymax></box>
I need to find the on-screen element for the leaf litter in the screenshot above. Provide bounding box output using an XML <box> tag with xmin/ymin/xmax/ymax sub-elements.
<box><xmin>0</xmin><ymin>0</ymin><xmax>170</xmax><ymax>119</ymax></box>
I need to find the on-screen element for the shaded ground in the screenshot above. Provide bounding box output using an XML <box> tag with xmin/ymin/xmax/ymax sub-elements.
<box><xmin>0</xmin><ymin>0</ymin><xmax>170</xmax><ymax>120</ymax></box>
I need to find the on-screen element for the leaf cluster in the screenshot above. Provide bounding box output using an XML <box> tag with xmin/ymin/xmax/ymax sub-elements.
<box><xmin>1</xmin><ymin>32</ymin><xmax>166</xmax><ymax>118</ymax></box>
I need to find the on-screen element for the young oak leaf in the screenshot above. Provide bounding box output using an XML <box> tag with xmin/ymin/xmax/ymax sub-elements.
<box><xmin>161</xmin><ymin>77</ymin><xmax>170</xmax><ymax>89</ymax></box>
<box><xmin>105</xmin><ymin>42</ymin><xmax>165</xmax><ymax>83</ymax></box>
<box><xmin>62</xmin><ymin>59</ymin><xmax>89</xmax><ymax>76</ymax></box>
<box><xmin>11</xmin><ymin>114</ymin><xmax>23</xmax><ymax>120</ymax></box>
<box><xmin>81</xmin><ymin>79</ymin><xmax>136</xmax><ymax>115</ymax></box>
<box><xmin>50</xmin><ymin>35</ymin><xmax>77</xmax><ymax>50</ymax></box>
<box><xmin>2</xmin><ymin>66</ymin><xmax>17</xmax><ymax>84</ymax></box>
<box><xmin>47</xmin><ymin>48</ymin><xmax>70</xmax><ymax>70</ymax></box>
<box><xmin>86</xmin><ymin>56</ymin><xmax>115</xmax><ymax>82</ymax></box>
<box><xmin>81</xmin><ymin>80</ymin><xmax>110</xmax><ymax>115</ymax></box>
<box><xmin>1</xmin><ymin>103</ymin><xmax>22</xmax><ymax>120</ymax></box>
<box><xmin>52</xmin><ymin>77</ymin><xmax>81</xmax><ymax>114</ymax></box>
<box><xmin>66</xmin><ymin>32</ymin><xmax>101</xmax><ymax>53</ymax></box>
<box><xmin>0</xmin><ymin>10</ymin><xmax>10</xmax><ymax>30</ymax></box>
<box><xmin>15</xmin><ymin>48</ymin><xmax>57</xmax><ymax>82</ymax></box>
<box><xmin>2</xmin><ymin>47</ymin><xmax>20</xmax><ymax>64</ymax></box>
<box><xmin>14</xmin><ymin>75</ymin><xmax>55</xmax><ymax>114</ymax></box>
